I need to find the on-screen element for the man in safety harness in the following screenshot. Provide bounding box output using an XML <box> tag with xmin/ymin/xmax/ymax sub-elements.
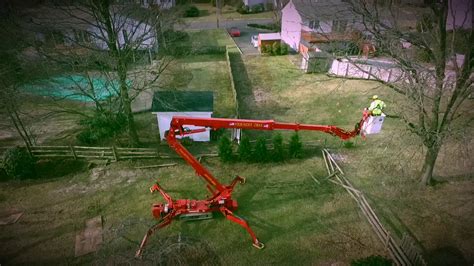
<box><xmin>368</xmin><ymin>95</ymin><xmax>386</xmax><ymax>116</ymax></box>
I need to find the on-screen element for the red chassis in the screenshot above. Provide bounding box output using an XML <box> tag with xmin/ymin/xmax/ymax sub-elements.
<box><xmin>136</xmin><ymin>111</ymin><xmax>370</xmax><ymax>257</ymax></box>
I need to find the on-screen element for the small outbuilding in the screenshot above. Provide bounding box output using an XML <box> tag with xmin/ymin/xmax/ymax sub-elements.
<box><xmin>258</xmin><ymin>32</ymin><xmax>281</xmax><ymax>51</ymax></box>
<box><xmin>152</xmin><ymin>91</ymin><xmax>214</xmax><ymax>142</ymax></box>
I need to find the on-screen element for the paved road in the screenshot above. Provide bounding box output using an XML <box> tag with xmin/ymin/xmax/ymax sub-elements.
<box><xmin>232</xmin><ymin>26</ymin><xmax>261</xmax><ymax>55</ymax></box>
<box><xmin>177</xmin><ymin>18</ymin><xmax>275</xmax><ymax>55</ymax></box>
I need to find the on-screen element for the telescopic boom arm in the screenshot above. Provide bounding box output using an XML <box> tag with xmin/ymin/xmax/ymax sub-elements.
<box><xmin>136</xmin><ymin>111</ymin><xmax>370</xmax><ymax>258</ymax></box>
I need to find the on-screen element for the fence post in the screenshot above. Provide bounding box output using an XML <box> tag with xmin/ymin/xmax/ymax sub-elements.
<box><xmin>368</xmin><ymin>66</ymin><xmax>372</xmax><ymax>80</ymax></box>
<box><xmin>385</xmin><ymin>231</ymin><xmax>391</xmax><ymax>250</ymax></box>
<box><xmin>26</xmin><ymin>144</ymin><xmax>33</xmax><ymax>159</ymax></box>
<box><xmin>112</xmin><ymin>146</ymin><xmax>119</xmax><ymax>161</ymax></box>
<box><xmin>70</xmin><ymin>145</ymin><xmax>77</xmax><ymax>160</ymax></box>
<box><xmin>345</xmin><ymin>62</ymin><xmax>349</xmax><ymax>78</ymax></box>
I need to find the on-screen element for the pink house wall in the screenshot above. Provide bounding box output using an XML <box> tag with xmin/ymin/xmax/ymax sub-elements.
<box><xmin>447</xmin><ymin>0</ymin><xmax>472</xmax><ymax>29</ymax></box>
<box><xmin>281</xmin><ymin>0</ymin><xmax>302</xmax><ymax>51</ymax></box>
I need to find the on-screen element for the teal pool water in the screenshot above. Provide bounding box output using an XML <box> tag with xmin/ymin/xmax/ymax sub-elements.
<box><xmin>23</xmin><ymin>75</ymin><xmax>124</xmax><ymax>102</ymax></box>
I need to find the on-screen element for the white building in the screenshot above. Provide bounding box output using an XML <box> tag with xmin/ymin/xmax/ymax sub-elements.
<box><xmin>151</xmin><ymin>91</ymin><xmax>214</xmax><ymax>142</ymax></box>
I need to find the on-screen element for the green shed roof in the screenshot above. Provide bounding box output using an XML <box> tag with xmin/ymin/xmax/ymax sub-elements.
<box><xmin>151</xmin><ymin>91</ymin><xmax>214</xmax><ymax>112</ymax></box>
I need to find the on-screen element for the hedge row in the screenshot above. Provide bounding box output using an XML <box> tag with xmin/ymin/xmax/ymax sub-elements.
<box><xmin>218</xmin><ymin>132</ymin><xmax>303</xmax><ymax>163</ymax></box>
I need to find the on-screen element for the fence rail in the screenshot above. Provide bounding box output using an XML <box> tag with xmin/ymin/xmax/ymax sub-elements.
<box><xmin>0</xmin><ymin>145</ymin><xmax>217</xmax><ymax>162</ymax></box>
<box><xmin>321</xmin><ymin>149</ymin><xmax>426</xmax><ymax>266</ymax></box>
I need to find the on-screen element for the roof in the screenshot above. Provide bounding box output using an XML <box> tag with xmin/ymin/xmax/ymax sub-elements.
<box><xmin>151</xmin><ymin>91</ymin><xmax>214</xmax><ymax>112</ymax></box>
<box><xmin>22</xmin><ymin>5</ymin><xmax>152</xmax><ymax>32</ymax></box>
<box><xmin>259</xmin><ymin>33</ymin><xmax>281</xmax><ymax>40</ymax></box>
<box><xmin>289</xmin><ymin>0</ymin><xmax>355</xmax><ymax>21</ymax></box>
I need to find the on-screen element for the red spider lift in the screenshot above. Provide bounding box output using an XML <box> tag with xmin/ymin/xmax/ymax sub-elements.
<box><xmin>135</xmin><ymin>111</ymin><xmax>370</xmax><ymax>258</ymax></box>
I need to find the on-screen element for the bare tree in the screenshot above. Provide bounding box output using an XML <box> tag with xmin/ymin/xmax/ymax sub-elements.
<box><xmin>346</xmin><ymin>0</ymin><xmax>473</xmax><ymax>185</ymax></box>
<box><xmin>0</xmin><ymin>9</ymin><xmax>39</xmax><ymax>149</ymax></box>
<box><xmin>28</xmin><ymin>0</ymin><xmax>175</xmax><ymax>146</ymax></box>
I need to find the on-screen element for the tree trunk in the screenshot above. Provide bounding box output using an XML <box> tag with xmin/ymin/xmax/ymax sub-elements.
<box><xmin>118</xmin><ymin>69</ymin><xmax>140</xmax><ymax>147</ymax></box>
<box><xmin>420</xmin><ymin>146</ymin><xmax>440</xmax><ymax>185</ymax></box>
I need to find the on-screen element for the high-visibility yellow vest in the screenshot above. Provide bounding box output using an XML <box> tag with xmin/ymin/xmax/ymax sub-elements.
<box><xmin>369</xmin><ymin>99</ymin><xmax>386</xmax><ymax>115</ymax></box>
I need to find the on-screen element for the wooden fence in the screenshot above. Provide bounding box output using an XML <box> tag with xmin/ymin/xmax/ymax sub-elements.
<box><xmin>320</xmin><ymin>149</ymin><xmax>426</xmax><ymax>266</ymax></box>
<box><xmin>0</xmin><ymin>145</ymin><xmax>217</xmax><ymax>162</ymax></box>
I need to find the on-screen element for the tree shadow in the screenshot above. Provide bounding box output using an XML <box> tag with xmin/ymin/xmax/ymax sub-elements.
<box><xmin>426</xmin><ymin>246</ymin><xmax>469</xmax><ymax>266</ymax></box>
<box><xmin>228</xmin><ymin>52</ymin><xmax>258</xmax><ymax>119</ymax></box>
<box><xmin>35</xmin><ymin>159</ymin><xmax>88</xmax><ymax>179</ymax></box>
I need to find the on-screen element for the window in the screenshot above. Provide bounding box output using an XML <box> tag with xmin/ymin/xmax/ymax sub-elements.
<box><xmin>332</xmin><ymin>20</ymin><xmax>347</xmax><ymax>32</ymax></box>
<box><xmin>308</xmin><ymin>20</ymin><xmax>320</xmax><ymax>30</ymax></box>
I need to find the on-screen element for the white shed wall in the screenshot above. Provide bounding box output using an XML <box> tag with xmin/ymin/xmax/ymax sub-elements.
<box><xmin>154</xmin><ymin>112</ymin><xmax>212</xmax><ymax>141</ymax></box>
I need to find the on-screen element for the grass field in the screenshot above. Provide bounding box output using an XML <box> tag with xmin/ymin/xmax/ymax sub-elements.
<box><xmin>157</xmin><ymin>53</ymin><xmax>236</xmax><ymax>118</ymax></box>
<box><xmin>183</xmin><ymin>3</ymin><xmax>273</xmax><ymax>23</ymax></box>
<box><xmin>186</xmin><ymin>29</ymin><xmax>235</xmax><ymax>47</ymax></box>
<box><xmin>237</xmin><ymin>54</ymin><xmax>474</xmax><ymax>264</ymax></box>
<box><xmin>0</xmin><ymin>155</ymin><xmax>387</xmax><ymax>265</ymax></box>
<box><xmin>0</xmin><ymin>45</ymin><xmax>472</xmax><ymax>265</ymax></box>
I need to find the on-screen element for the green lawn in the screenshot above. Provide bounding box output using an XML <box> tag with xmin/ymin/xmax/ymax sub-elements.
<box><xmin>0</xmin><ymin>49</ymin><xmax>472</xmax><ymax>265</ymax></box>
<box><xmin>0</xmin><ymin>155</ymin><xmax>386</xmax><ymax>265</ymax></box>
<box><xmin>183</xmin><ymin>3</ymin><xmax>273</xmax><ymax>22</ymax></box>
<box><xmin>237</xmin><ymin>54</ymin><xmax>474</xmax><ymax>264</ymax></box>
<box><xmin>157</xmin><ymin>53</ymin><xmax>236</xmax><ymax>118</ymax></box>
<box><xmin>186</xmin><ymin>29</ymin><xmax>235</xmax><ymax>47</ymax></box>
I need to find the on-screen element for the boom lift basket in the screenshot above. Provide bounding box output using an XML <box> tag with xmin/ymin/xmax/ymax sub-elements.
<box><xmin>362</xmin><ymin>114</ymin><xmax>385</xmax><ymax>135</ymax></box>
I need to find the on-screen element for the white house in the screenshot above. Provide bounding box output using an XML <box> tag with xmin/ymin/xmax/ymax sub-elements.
<box><xmin>24</xmin><ymin>6</ymin><xmax>158</xmax><ymax>52</ymax></box>
<box><xmin>151</xmin><ymin>91</ymin><xmax>214</xmax><ymax>142</ymax></box>
<box><xmin>139</xmin><ymin>0</ymin><xmax>175</xmax><ymax>9</ymax></box>
<box><xmin>89</xmin><ymin>13</ymin><xmax>157</xmax><ymax>51</ymax></box>
<box><xmin>281</xmin><ymin>0</ymin><xmax>358</xmax><ymax>53</ymax></box>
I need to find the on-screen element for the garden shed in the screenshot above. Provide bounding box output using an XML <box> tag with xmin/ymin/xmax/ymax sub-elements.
<box><xmin>152</xmin><ymin>91</ymin><xmax>214</xmax><ymax>141</ymax></box>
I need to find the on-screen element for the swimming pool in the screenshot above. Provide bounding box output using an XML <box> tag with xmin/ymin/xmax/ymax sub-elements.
<box><xmin>23</xmin><ymin>75</ymin><xmax>124</xmax><ymax>102</ymax></box>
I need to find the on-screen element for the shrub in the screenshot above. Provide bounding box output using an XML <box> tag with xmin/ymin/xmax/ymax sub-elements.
<box><xmin>162</xmin><ymin>30</ymin><xmax>190</xmax><ymax>44</ymax></box>
<box><xmin>76</xmin><ymin>111</ymin><xmax>126</xmax><ymax>145</ymax></box>
<box><xmin>237</xmin><ymin>3</ymin><xmax>264</xmax><ymax>14</ymax></box>
<box><xmin>415</xmin><ymin>48</ymin><xmax>432</xmax><ymax>63</ymax></box>
<box><xmin>250</xmin><ymin>3</ymin><xmax>264</xmax><ymax>13</ymax></box>
<box><xmin>237</xmin><ymin>3</ymin><xmax>249</xmax><ymax>14</ymax></box>
<box><xmin>2</xmin><ymin>147</ymin><xmax>36</xmax><ymax>180</ymax></box>
<box><xmin>263</xmin><ymin>44</ymin><xmax>272</xmax><ymax>54</ymax></box>
<box><xmin>271</xmin><ymin>133</ymin><xmax>285</xmax><ymax>162</ymax></box>
<box><xmin>238</xmin><ymin>136</ymin><xmax>252</xmax><ymax>162</ymax></box>
<box><xmin>211</xmin><ymin>128</ymin><xmax>225</xmax><ymax>141</ymax></box>
<box><xmin>271</xmin><ymin>42</ymin><xmax>280</xmax><ymax>55</ymax></box>
<box><xmin>247</xmin><ymin>23</ymin><xmax>280</xmax><ymax>31</ymax></box>
<box><xmin>351</xmin><ymin>255</ymin><xmax>392</xmax><ymax>266</ymax></box>
<box><xmin>253</xmin><ymin>136</ymin><xmax>268</xmax><ymax>163</ymax></box>
<box><xmin>185</xmin><ymin>6</ymin><xmax>200</xmax><ymax>17</ymax></box>
<box><xmin>176</xmin><ymin>0</ymin><xmax>190</xmax><ymax>5</ymax></box>
<box><xmin>343</xmin><ymin>141</ymin><xmax>355</xmax><ymax>148</ymax></box>
<box><xmin>265</xmin><ymin>2</ymin><xmax>273</xmax><ymax>10</ymax></box>
<box><xmin>288</xmin><ymin>132</ymin><xmax>303</xmax><ymax>158</ymax></box>
<box><xmin>180</xmin><ymin>137</ymin><xmax>194</xmax><ymax>146</ymax></box>
<box><xmin>218</xmin><ymin>136</ymin><xmax>233</xmax><ymax>162</ymax></box>
<box><xmin>160</xmin><ymin>30</ymin><xmax>191</xmax><ymax>56</ymax></box>
<box><xmin>280</xmin><ymin>43</ymin><xmax>289</xmax><ymax>55</ymax></box>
